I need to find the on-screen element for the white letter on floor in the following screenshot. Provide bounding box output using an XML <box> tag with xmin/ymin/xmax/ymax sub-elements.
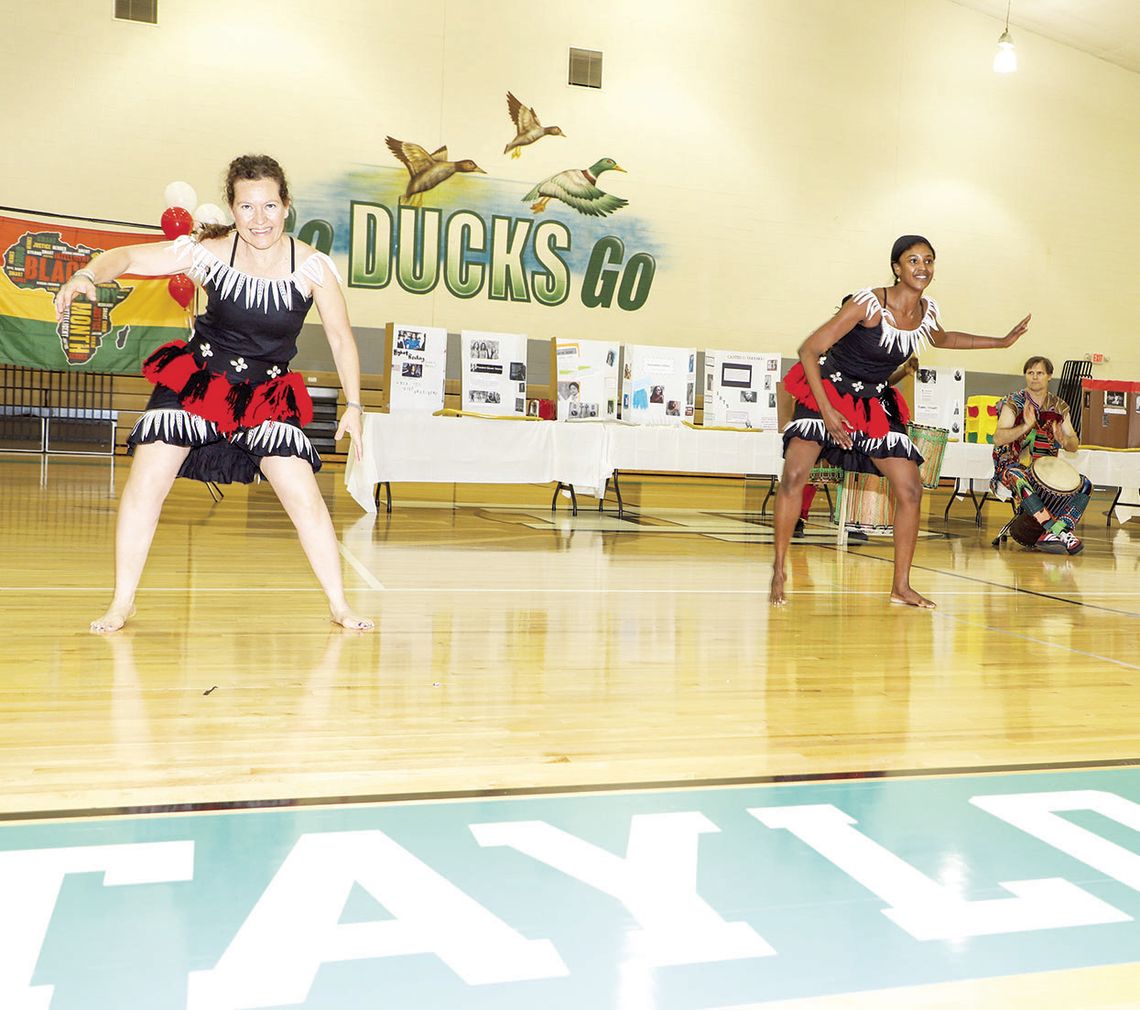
<box><xmin>186</xmin><ymin>830</ymin><xmax>566</xmax><ymax>1010</ymax></box>
<box><xmin>749</xmin><ymin>803</ymin><xmax>1129</xmax><ymax>940</ymax></box>
<box><xmin>971</xmin><ymin>789</ymin><xmax>1140</xmax><ymax>890</ymax></box>
<box><xmin>470</xmin><ymin>812</ymin><xmax>774</xmax><ymax>965</ymax></box>
<box><xmin>0</xmin><ymin>841</ymin><xmax>194</xmax><ymax>1010</ymax></box>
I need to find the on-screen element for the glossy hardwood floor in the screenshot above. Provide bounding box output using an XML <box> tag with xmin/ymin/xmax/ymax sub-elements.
<box><xmin>2</xmin><ymin>454</ymin><xmax>1139</xmax><ymax>1009</ymax></box>
<box><xmin>1</xmin><ymin>453</ymin><xmax>1136</xmax><ymax>816</ymax></box>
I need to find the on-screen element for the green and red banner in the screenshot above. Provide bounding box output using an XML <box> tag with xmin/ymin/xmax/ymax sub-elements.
<box><xmin>0</xmin><ymin>211</ymin><xmax>189</xmax><ymax>374</ymax></box>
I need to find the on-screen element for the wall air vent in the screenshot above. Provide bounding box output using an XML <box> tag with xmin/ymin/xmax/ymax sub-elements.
<box><xmin>568</xmin><ymin>47</ymin><xmax>603</xmax><ymax>89</ymax></box>
<box><xmin>114</xmin><ymin>0</ymin><xmax>158</xmax><ymax>24</ymax></box>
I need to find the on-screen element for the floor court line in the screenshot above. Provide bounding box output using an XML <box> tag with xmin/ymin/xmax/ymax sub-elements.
<box><xmin>5</xmin><ymin>755</ymin><xmax>1140</xmax><ymax>823</ymax></box>
<box><xmin>336</xmin><ymin>541</ymin><xmax>386</xmax><ymax>590</ymax></box>
<box><xmin>935</xmin><ymin>611</ymin><xmax>1140</xmax><ymax>672</ymax></box>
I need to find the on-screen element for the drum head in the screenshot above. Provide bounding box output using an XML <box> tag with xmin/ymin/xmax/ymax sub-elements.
<box><xmin>1010</xmin><ymin>512</ymin><xmax>1044</xmax><ymax>548</ymax></box>
<box><xmin>1031</xmin><ymin>456</ymin><xmax>1081</xmax><ymax>494</ymax></box>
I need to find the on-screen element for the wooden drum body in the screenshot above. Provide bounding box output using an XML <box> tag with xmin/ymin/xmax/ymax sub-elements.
<box><xmin>907</xmin><ymin>423</ymin><xmax>949</xmax><ymax>489</ymax></box>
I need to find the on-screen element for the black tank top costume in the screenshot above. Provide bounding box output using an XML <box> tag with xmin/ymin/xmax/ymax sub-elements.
<box><xmin>782</xmin><ymin>287</ymin><xmax>938</xmax><ymax>474</ymax></box>
<box><xmin>127</xmin><ymin>233</ymin><xmax>336</xmax><ymax>485</ymax></box>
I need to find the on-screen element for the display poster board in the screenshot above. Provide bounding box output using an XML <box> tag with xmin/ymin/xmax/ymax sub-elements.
<box><xmin>384</xmin><ymin>322</ymin><xmax>447</xmax><ymax>413</ymax></box>
<box><xmin>914</xmin><ymin>366</ymin><xmax>966</xmax><ymax>438</ymax></box>
<box><xmin>460</xmin><ymin>329</ymin><xmax>528</xmax><ymax>416</ymax></box>
<box><xmin>620</xmin><ymin>344</ymin><xmax>696</xmax><ymax>426</ymax></box>
<box><xmin>555</xmin><ymin>338</ymin><xmax>619</xmax><ymax>421</ymax></box>
<box><xmin>702</xmin><ymin>349</ymin><xmax>780</xmax><ymax>429</ymax></box>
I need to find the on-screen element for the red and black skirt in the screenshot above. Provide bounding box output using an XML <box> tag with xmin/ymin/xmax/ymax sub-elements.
<box><xmin>127</xmin><ymin>339</ymin><xmax>320</xmax><ymax>485</ymax></box>
<box><xmin>781</xmin><ymin>361</ymin><xmax>922</xmax><ymax>474</ymax></box>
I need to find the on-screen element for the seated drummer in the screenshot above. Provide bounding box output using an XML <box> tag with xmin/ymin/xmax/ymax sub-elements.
<box><xmin>992</xmin><ymin>355</ymin><xmax>1090</xmax><ymax>555</ymax></box>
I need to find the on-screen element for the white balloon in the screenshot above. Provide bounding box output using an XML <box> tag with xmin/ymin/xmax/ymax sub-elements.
<box><xmin>163</xmin><ymin>181</ymin><xmax>198</xmax><ymax>211</ymax></box>
<box><xmin>193</xmin><ymin>203</ymin><xmax>228</xmax><ymax>226</ymax></box>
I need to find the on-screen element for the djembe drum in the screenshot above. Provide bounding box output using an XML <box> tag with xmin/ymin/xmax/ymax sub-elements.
<box><xmin>1008</xmin><ymin>456</ymin><xmax>1083</xmax><ymax>547</ymax></box>
<box><xmin>834</xmin><ymin>472</ymin><xmax>895</xmax><ymax>534</ymax></box>
<box><xmin>906</xmin><ymin>423</ymin><xmax>949</xmax><ymax>489</ymax></box>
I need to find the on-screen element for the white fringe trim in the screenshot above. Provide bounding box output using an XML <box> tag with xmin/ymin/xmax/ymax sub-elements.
<box><xmin>852</xmin><ymin>287</ymin><xmax>940</xmax><ymax>357</ymax></box>
<box><xmin>131</xmin><ymin>408</ymin><xmax>215</xmax><ymax>444</ymax></box>
<box><xmin>172</xmin><ymin>236</ymin><xmax>342</xmax><ymax>313</ymax></box>
<box><xmin>236</xmin><ymin>420</ymin><xmax>316</xmax><ymax>456</ymax></box>
<box><xmin>784</xmin><ymin>417</ymin><xmax>918</xmax><ymax>456</ymax></box>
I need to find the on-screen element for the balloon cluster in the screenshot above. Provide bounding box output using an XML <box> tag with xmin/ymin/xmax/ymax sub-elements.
<box><xmin>160</xmin><ymin>180</ymin><xmax>229</xmax><ymax>309</ymax></box>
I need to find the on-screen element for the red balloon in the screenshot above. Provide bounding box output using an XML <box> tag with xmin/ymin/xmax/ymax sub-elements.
<box><xmin>161</xmin><ymin>206</ymin><xmax>193</xmax><ymax>240</ymax></box>
<box><xmin>168</xmin><ymin>273</ymin><xmax>195</xmax><ymax>309</ymax></box>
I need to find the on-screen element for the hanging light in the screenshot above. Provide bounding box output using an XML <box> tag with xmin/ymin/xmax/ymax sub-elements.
<box><xmin>993</xmin><ymin>0</ymin><xmax>1017</xmax><ymax>73</ymax></box>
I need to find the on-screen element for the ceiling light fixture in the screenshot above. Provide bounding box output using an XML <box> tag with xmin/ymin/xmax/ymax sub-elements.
<box><xmin>993</xmin><ymin>0</ymin><xmax>1017</xmax><ymax>73</ymax></box>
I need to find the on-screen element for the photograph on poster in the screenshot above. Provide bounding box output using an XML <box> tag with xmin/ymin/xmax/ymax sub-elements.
<box><xmin>1106</xmin><ymin>391</ymin><xmax>1126</xmax><ymax>408</ymax></box>
<box><xmin>666</xmin><ymin>400</ymin><xmax>680</xmax><ymax>416</ymax></box>
<box><xmin>741</xmin><ymin>390</ymin><xmax>757</xmax><ymax>403</ymax></box>
<box><xmin>686</xmin><ymin>382</ymin><xmax>694</xmax><ymax>405</ymax></box>
<box><xmin>471</xmin><ymin>340</ymin><xmax>500</xmax><ymax>360</ymax></box>
<box><xmin>515</xmin><ymin>397</ymin><xmax>525</xmax><ymax>413</ymax></box>
<box><xmin>396</xmin><ymin>329</ymin><xmax>426</xmax><ymax>351</ymax></box>
<box><xmin>650</xmin><ymin>385</ymin><xmax>665</xmax><ymax>403</ymax></box>
<box><xmin>558</xmin><ymin>381</ymin><xmax>581</xmax><ymax>400</ymax></box>
<box><xmin>470</xmin><ymin>389</ymin><xmax>501</xmax><ymax>404</ymax></box>
<box><xmin>401</xmin><ymin>362</ymin><xmax>422</xmax><ymax>378</ymax></box>
<box><xmin>510</xmin><ymin>362</ymin><xmax>527</xmax><ymax>381</ymax></box>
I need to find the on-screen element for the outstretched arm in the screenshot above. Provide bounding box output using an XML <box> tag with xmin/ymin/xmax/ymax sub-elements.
<box><xmin>310</xmin><ymin>259</ymin><xmax>366</xmax><ymax>462</ymax></box>
<box><xmin>53</xmin><ymin>239</ymin><xmax>194</xmax><ymax>319</ymax></box>
<box><xmin>930</xmin><ymin>313</ymin><xmax>1031</xmax><ymax>350</ymax></box>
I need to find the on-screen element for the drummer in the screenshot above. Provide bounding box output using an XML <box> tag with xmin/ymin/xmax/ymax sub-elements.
<box><xmin>992</xmin><ymin>355</ymin><xmax>1090</xmax><ymax>555</ymax></box>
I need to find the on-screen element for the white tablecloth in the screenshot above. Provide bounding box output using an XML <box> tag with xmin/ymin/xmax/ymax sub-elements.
<box><xmin>344</xmin><ymin>413</ymin><xmax>611</xmax><ymax>513</ymax></box>
<box><xmin>345</xmin><ymin>414</ymin><xmax>1140</xmax><ymax>523</ymax></box>
<box><xmin>605</xmin><ymin>424</ymin><xmax>784</xmax><ymax>476</ymax></box>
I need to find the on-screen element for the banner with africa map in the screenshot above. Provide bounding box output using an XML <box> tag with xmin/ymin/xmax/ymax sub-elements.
<box><xmin>0</xmin><ymin>210</ymin><xmax>189</xmax><ymax>374</ymax></box>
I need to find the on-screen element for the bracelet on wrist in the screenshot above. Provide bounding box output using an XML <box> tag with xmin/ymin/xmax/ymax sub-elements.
<box><xmin>73</xmin><ymin>268</ymin><xmax>97</xmax><ymax>285</ymax></box>
<box><xmin>346</xmin><ymin>401</ymin><xmax>363</xmax><ymax>411</ymax></box>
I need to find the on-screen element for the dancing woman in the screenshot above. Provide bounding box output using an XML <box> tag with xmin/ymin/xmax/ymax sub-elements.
<box><xmin>769</xmin><ymin>235</ymin><xmax>1029</xmax><ymax>608</ymax></box>
<box><xmin>54</xmin><ymin>154</ymin><xmax>374</xmax><ymax>632</ymax></box>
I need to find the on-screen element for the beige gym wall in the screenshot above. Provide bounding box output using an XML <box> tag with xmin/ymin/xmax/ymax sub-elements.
<box><xmin>2</xmin><ymin>0</ymin><xmax>1137</xmax><ymax>377</ymax></box>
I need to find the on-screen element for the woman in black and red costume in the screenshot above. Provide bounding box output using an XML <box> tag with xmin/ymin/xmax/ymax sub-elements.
<box><xmin>770</xmin><ymin>235</ymin><xmax>1030</xmax><ymax>608</ymax></box>
<box><xmin>53</xmin><ymin>154</ymin><xmax>374</xmax><ymax>633</ymax></box>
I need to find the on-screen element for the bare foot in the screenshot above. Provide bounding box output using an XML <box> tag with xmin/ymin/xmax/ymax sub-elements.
<box><xmin>331</xmin><ymin>610</ymin><xmax>375</xmax><ymax>631</ymax></box>
<box><xmin>90</xmin><ymin>604</ymin><xmax>136</xmax><ymax>634</ymax></box>
<box><xmin>889</xmin><ymin>587</ymin><xmax>936</xmax><ymax>609</ymax></box>
<box><xmin>769</xmin><ymin>569</ymin><xmax>788</xmax><ymax>606</ymax></box>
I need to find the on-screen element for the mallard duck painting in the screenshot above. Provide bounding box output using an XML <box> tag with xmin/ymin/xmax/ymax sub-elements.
<box><xmin>385</xmin><ymin>137</ymin><xmax>486</xmax><ymax>206</ymax></box>
<box><xmin>504</xmin><ymin>92</ymin><xmax>565</xmax><ymax>158</ymax></box>
<box><xmin>524</xmin><ymin>158</ymin><xmax>628</xmax><ymax>217</ymax></box>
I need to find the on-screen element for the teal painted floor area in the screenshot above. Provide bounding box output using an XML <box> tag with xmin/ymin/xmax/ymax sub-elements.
<box><xmin>2</xmin><ymin>767</ymin><xmax>1139</xmax><ymax>1010</ymax></box>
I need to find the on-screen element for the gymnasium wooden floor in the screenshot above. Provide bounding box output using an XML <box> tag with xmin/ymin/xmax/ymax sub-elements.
<box><xmin>0</xmin><ymin>452</ymin><xmax>1137</xmax><ymax>1009</ymax></box>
